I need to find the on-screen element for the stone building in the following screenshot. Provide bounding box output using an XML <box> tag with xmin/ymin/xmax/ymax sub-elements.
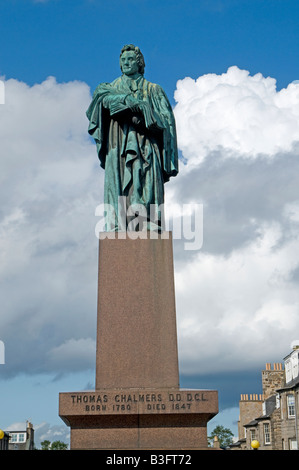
<box><xmin>234</xmin><ymin>393</ymin><xmax>264</xmax><ymax>449</ymax></box>
<box><xmin>7</xmin><ymin>421</ymin><xmax>35</xmax><ymax>450</ymax></box>
<box><xmin>231</xmin><ymin>348</ymin><xmax>299</xmax><ymax>450</ymax></box>
<box><xmin>277</xmin><ymin>346</ymin><xmax>299</xmax><ymax>450</ymax></box>
<box><xmin>243</xmin><ymin>393</ymin><xmax>282</xmax><ymax>450</ymax></box>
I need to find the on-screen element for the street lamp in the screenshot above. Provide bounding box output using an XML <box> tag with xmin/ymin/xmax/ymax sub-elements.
<box><xmin>251</xmin><ymin>439</ymin><xmax>260</xmax><ymax>450</ymax></box>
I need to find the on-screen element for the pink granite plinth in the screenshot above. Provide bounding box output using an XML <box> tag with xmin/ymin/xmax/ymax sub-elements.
<box><xmin>59</xmin><ymin>232</ymin><xmax>218</xmax><ymax>449</ymax></box>
<box><xmin>59</xmin><ymin>388</ymin><xmax>218</xmax><ymax>450</ymax></box>
<box><xmin>95</xmin><ymin>232</ymin><xmax>179</xmax><ymax>390</ymax></box>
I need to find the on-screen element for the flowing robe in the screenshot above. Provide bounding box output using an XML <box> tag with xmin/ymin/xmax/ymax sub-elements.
<box><xmin>86</xmin><ymin>74</ymin><xmax>178</xmax><ymax>231</ymax></box>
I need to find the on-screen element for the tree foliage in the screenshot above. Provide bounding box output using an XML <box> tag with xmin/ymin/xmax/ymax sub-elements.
<box><xmin>41</xmin><ymin>439</ymin><xmax>68</xmax><ymax>450</ymax></box>
<box><xmin>208</xmin><ymin>425</ymin><xmax>234</xmax><ymax>448</ymax></box>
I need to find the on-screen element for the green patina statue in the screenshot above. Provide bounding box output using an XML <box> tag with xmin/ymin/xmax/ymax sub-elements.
<box><xmin>86</xmin><ymin>44</ymin><xmax>179</xmax><ymax>231</ymax></box>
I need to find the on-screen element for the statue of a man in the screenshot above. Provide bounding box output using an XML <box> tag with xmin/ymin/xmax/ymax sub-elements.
<box><xmin>86</xmin><ymin>44</ymin><xmax>178</xmax><ymax>231</ymax></box>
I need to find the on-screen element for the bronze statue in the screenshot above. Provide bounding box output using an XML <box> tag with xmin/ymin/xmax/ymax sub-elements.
<box><xmin>86</xmin><ymin>44</ymin><xmax>178</xmax><ymax>231</ymax></box>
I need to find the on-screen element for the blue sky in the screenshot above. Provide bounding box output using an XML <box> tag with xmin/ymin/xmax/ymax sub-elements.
<box><xmin>1</xmin><ymin>0</ymin><xmax>299</xmax><ymax>448</ymax></box>
<box><xmin>1</xmin><ymin>0</ymin><xmax>299</xmax><ymax>94</ymax></box>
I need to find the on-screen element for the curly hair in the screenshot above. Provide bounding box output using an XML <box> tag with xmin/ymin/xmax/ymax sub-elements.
<box><xmin>120</xmin><ymin>44</ymin><xmax>145</xmax><ymax>75</ymax></box>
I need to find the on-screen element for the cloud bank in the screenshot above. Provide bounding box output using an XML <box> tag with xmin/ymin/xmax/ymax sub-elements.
<box><xmin>0</xmin><ymin>76</ymin><xmax>100</xmax><ymax>377</ymax></box>
<box><xmin>1</xmin><ymin>66</ymin><xmax>299</xmax><ymax>380</ymax></box>
<box><xmin>172</xmin><ymin>66</ymin><xmax>299</xmax><ymax>374</ymax></box>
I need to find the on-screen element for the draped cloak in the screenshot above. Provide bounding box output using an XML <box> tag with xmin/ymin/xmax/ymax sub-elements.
<box><xmin>86</xmin><ymin>74</ymin><xmax>179</xmax><ymax>231</ymax></box>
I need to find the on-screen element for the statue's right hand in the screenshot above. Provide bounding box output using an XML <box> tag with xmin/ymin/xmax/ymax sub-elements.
<box><xmin>125</xmin><ymin>95</ymin><xmax>140</xmax><ymax>111</ymax></box>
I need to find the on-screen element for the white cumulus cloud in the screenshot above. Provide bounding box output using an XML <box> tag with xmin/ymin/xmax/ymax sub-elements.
<box><xmin>174</xmin><ymin>66</ymin><xmax>299</xmax><ymax>168</ymax></box>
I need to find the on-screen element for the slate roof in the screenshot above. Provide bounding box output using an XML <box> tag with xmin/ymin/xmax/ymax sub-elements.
<box><xmin>244</xmin><ymin>395</ymin><xmax>277</xmax><ymax>427</ymax></box>
<box><xmin>276</xmin><ymin>374</ymin><xmax>299</xmax><ymax>392</ymax></box>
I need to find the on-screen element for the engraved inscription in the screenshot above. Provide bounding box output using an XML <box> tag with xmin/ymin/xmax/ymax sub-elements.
<box><xmin>67</xmin><ymin>390</ymin><xmax>212</xmax><ymax>415</ymax></box>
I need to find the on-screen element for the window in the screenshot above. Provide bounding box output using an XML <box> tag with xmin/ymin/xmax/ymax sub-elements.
<box><xmin>286</xmin><ymin>351</ymin><xmax>299</xmax><ymax>382</ymax></box>
<box><xmin>285</xmin><ymin>359</ymin><xmax>292</xmax><ymax>383</ymax></box>
<box><xmin>289</xmin><ymin>438</ymin><xmax>298</xmax><ymax>450</ymax></box>
<box><xmin>262</xmin><ymin>402</ymin><xmax>266</xmax><ymax>415</ymax></box>
<box><xmin>250</xmin><ymin>429</ymin><xmax>256</xmax><ymax>441</ymax></box>
<box><xmin>9</xmin><ymin>432</ymin><xmax>26</xmax><ymax>443</ymax></box>
<box><xmin>291</xmin><ymin>352</ymin><xmax>299</xmax><ymax>380</ymax></box>
<box><xmin>287</xmin><ymin>395</ymin><xmax>295</xmax><ymax>418</ymax></box>
<box><xmin>263</xmin><ymin>423</ymin><xmax>271</xmax><ymax>445</ymax></box>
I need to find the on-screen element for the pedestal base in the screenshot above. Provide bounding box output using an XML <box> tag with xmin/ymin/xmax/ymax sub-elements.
<box><xmin>59</xmin><ymin>388</ymin><xmax>218</xmax><ymax>450</ymax></box>
<box><xmin>59</xmin><ymin>233</ymin><xmax>218</xmax><ymax>449</ymax></box>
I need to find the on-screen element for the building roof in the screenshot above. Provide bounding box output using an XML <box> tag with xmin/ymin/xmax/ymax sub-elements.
<box><xmin>228</xmin><ymin>438</ymin><xmax>246</xmax><ymax>448</ymax></box>
<box><xmin>244</xmin><ymin>419</ymin><xmax>258</xmax><ymax>427</ymax></box>
<box><xmin>8</xmin><ymin>429</ymin><xmax>27</xmax><ymax>433</ymax></box>
<box><xmin>277</xmin><ymin>374</ymin><xmax>299</xmax><ymax>392</ymax></box>
<box><xmin>283</xmin><ymin>346</ymin><xmax>299</xmax><ymax>361</ymax></box>
<box><xmin>244</xmin><ymin>395</ymin><xmax>277</xmax><ymax>427</ymax></box>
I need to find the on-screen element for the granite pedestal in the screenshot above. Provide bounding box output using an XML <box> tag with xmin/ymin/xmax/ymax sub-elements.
<box><xmin>59</xmin><ymin>232</ymin><xmax>218</xmax><ymax>449</ymax></box>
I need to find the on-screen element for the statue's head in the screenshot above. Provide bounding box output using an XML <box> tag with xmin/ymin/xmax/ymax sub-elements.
<box><xmin>120</xmin><ymin>44</ymin><xmax>145</xmax><ymax>76</ymax></box>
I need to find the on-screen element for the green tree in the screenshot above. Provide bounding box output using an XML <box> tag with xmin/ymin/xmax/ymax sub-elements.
<box><xmin>41</xmin><ymin>439</ymin><xmax>68</xmax><ymax>450</ymax></box>
<box><xmin>50</xmin><ymin>440</ymin><xmax>68</xmax><ymax>450</ymax></box>
<box><xmin>40</xmin><ymin>440</ymin><xmax>51</xmax><ymax>450</ymax></box>
<box><xmin>208</xmin><ymin>425</ymin><xmax>234</xmax><ymax>448</ymax></box>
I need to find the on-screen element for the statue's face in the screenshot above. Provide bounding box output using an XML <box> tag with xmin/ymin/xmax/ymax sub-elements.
<box><xmin>120</xmin><ymin>50</ymin><xmax>139</xmax><ymax>76</ymax></box>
